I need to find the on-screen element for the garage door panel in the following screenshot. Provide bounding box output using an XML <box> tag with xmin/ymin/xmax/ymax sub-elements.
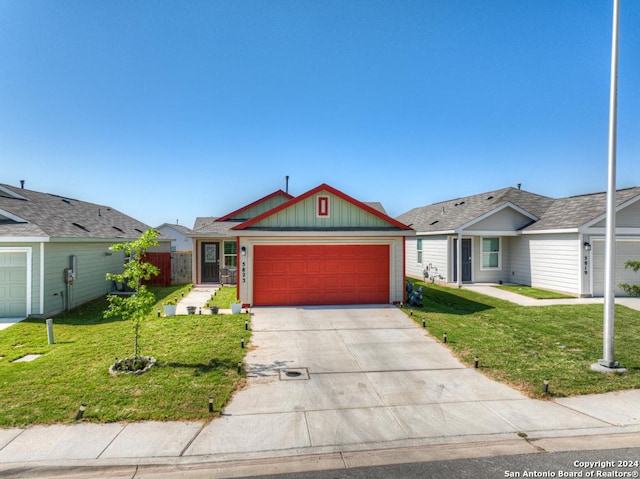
<box><xmin>0</xmin><ymin>251</ymin><xmax>28</xmax><ymax>318</ymax></box>
<box><xmin>253</xmin><ymin>245</ymin><xmax>389</xmax><ymax>306</ymax></box>
<box><xmin>592</xmin><ymin>240</ymin><xmax>640</xmax><ymax>296</ymax></box>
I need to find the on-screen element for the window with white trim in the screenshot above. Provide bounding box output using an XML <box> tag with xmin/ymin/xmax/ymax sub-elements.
<box><xmin>417</xmin><ymin>238</ymin><xmax>423</xmax><ymax>264</ymax></box>
<box><xmin>223</xmin><ymin>241</ymin><xmax>237</xmax><ymax>268</ymax></box>
<box><xmin>481</xmin><ymin>237</ymin><xmax>501</xmax><ymax>269</ymax></box>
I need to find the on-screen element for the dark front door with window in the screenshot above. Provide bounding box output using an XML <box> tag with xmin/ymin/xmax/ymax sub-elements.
<box><xmin>453</xmin><ymin>238</ymin><xmax>472</xmax><ymax>282</ymax></box>
<box><xmin>201</xmin><ymin>242</ymin><xmax>220</xmax><ymax>283</ymax></box>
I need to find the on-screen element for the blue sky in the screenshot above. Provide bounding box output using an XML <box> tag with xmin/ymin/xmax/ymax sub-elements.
<box><xmin>1</xmin><ymin>1</ymin><xmax>639</xmax><ymax>228</ymax></box>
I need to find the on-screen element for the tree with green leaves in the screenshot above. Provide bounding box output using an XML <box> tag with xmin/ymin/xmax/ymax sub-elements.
<box><xmin>104</xmin><ymin>229</ymin><xmax>160</xmax><ymax>370</ymax></box>
<box><xmin>619</xmin><ymin>260</ymin><xmax>640</xmax><ymax>297</ymax></box>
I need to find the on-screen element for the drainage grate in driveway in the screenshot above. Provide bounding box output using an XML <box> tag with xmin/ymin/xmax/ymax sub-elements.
<box><xmin>278</xmin><ymin>367</ymin><xmax>310</xmax><ymax>381</ymax></box>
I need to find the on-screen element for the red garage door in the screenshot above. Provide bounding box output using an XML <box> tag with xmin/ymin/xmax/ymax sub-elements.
<box><xmin>253</xmin><ymin>244</ymin><xmax>390</xmax><ymax>306</ymax></box>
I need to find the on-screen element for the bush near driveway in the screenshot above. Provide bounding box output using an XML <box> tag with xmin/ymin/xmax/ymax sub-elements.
<box><xmin>0</xmin><ymin>285</ymin><xmax>250</xmax><ymax>427</ymax></box>
<box><xmin>404</xmin><ymin>280</ymin><xmax>640</xmax><ymax>398</ymax></box>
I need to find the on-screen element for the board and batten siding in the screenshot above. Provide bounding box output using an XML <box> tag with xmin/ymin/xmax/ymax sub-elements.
<box><xmin>254</xmin><ymin>193</ymin><xmax>391</xmax><ymax>229</ymax></box>
<box><xmin>511</xmin><ymin>234</ymin><xmax>581</xmax><ymax>295</ymax></box>
<box><xmin>43</xmin><ymin>242</ymin><xmax>125</xmax><ymax>315</ymax></box>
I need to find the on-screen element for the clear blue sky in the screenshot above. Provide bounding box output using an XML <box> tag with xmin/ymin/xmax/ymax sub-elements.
<box><xmin>1</xmin><ymin>1</ymin><xmax>639</xmax><ymax>229</ymax></box>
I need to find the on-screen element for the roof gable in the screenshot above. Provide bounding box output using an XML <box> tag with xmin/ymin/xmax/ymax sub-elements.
<box><xmin>234</xmin><ymin>184</ymin><xmax>412</xmax><ymax>231</ymax></box>
<box><xmin>397</xmin><ymin>187</ymin><xmax>553</xmax><ymax>233</ymax></box>
<box><xmin>216</xmin><ymin>190</ymin><xmax>294</xmax><ymax>222</ymax></box>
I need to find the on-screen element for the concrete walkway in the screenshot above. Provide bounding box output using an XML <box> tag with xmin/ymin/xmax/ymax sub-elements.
<box><xmin>1</xmin><ymin>291</ymin><xmax>639</xmax><ymax>478</ymax></box>
<box><xmin>461</xmin><ymin>283</ymin><xmax>640</xmax><ymax>311</ymax></box>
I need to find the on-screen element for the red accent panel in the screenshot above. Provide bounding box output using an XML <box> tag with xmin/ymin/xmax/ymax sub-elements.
<box><xmin>253</xmin><ymin>245</ymin><xmax>389</xmax><ymax>306</ymax></box>
<box><xmin>141</xmin><ymin>252</ymin><xmax>171</xmax><ymax>286</ymax></box>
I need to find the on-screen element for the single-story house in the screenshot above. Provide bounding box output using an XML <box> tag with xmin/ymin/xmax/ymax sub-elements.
<box><xmin>190</xmin><ymin>183</ymin><xmax>414</xmax><ymax>306</ymax></box>
<box><xmin>398</xmin><ymin>186</ymin><xmax>640</xmax><ymax>297</ymax></box>
<box><xmin>0</xmin><ymin>182</ymin><xmax>170</xmax><ymax>318</ymax></box>
<box><xmin>156</xmin><ymin>222</ymin><xmax>193</xmax><ymax>252</ymax></box>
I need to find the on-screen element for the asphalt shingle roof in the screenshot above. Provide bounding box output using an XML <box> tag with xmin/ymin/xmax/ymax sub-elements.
<box><xmin>396</xmin><ymin>187</ymin><xmax>555</xmax><ymax>233</ymax></box>
<box><xmin>191</xmin><ymin>217</ymin><xmax>237</xmax><ymax>236</ymax></box>
<box><xmin>397</xmin><ymin>186</ymin><xmax>640</xmax><ymax>233</ymax></box>
<box><xmin>0</xmin><ymin>183</ymin><xmax>155</xmax><ymax>240</ymax></box>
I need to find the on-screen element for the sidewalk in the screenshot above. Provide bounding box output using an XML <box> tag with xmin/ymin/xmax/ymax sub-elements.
<box><xmin>1</xmin><ymin>290</ymin><xmax>639</xmax><ymax>479</ymax></box>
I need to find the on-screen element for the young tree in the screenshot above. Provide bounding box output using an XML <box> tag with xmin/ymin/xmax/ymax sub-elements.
<box><xmin>104</xmin><ymin>229</ymin><xmax>160</xmax><ymax>368</ymax></box>
<box><xmin>619</xmin><ymin>260</ymin><xmax>640</xmax><ymax>297</ymax></box>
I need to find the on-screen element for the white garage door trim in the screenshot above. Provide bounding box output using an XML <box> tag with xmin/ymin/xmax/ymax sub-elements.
<box><xmin>0</xmin><ymin>247</ymin><xmax>32</xmax><ymax>318</ymax></box>
<box><xmin>591</xmin><ymin>238</ymin><xmax>640</xmax><ymax>297</ymax></box>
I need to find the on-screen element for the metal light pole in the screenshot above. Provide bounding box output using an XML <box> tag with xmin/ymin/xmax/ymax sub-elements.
<box><xmin>592</xmin><ymin>0</ymin><xmax>626</xmax><ymax>373</ymax></box>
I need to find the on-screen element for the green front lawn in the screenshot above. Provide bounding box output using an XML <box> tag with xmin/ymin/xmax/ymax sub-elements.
<box><xmin>405</xmin><ymin>280</ymin><xmax>640</xmax><ymax>398</ymax></box>
<box><xmin>495</xmin><ymin>285</ymin><xmax>575</xmax><ymax>299</ymax></box>
<box><xmin>0</xmin><ymin>285</ymin><xmax>250</xmax><ymax>427</ymax></box>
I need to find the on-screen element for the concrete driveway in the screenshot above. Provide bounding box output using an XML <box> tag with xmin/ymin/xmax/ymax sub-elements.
<box><xmin>185</xmin><ymin>305</ymin><xmax>626</xmax><ymax>458</ymax></box>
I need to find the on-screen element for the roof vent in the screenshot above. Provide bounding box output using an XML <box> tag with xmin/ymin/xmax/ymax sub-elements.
<box><xmin>72</xmin><ymin>222</ymin><xmax>89</xmax><ymax>232</ymax></box>
<box><xmin>62</xmin><ymin>198</ymin><xmax>72</xmax><ymax>205</ymax></box>
<box><xmin>429</xmin><ymin>220</ymin><xmax>439</xmax><ymax>225</ymax></box>
<box><xmin>112</xmin><ymin>226</ymin><xmax>125</xmax><ymax>233</ymax></box>
<box><xmin>486</xmin><ymin>195</ymin><xmax>494</xmax><ymax>200</ymax></box>
<box><xmin>20</xmin><ymin>180</ymin><xmax>25</xmax><ymax>189</ymax></box>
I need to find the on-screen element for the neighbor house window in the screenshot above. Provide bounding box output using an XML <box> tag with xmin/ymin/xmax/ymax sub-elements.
<box><xmin>223</xmin><ymin>241</ymin><xmax>237</xmax><ymax>268</ymax></box>
<box><xmin>481</xmin><ymin>237</ymin><xmax>501</xmax><ymax>269</ymax></box>
<box><xmin>417</xmin><ymin>238</ymin><xmax>423</xmax><ymax>264</ymax></box>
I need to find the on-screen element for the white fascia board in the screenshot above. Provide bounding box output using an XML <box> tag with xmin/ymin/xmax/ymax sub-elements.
<box><xmin>0</xmin><ymin>207</ymin><xmax>28</xmax><ymax>223</ymax></box>
<box><xmin>582</xmin><ymin>193</ymin><xmax>640</xmax><ymax>229</ymax></box>
<box><xmin>415</xmin><ymin>230</ymin><xmax>456</xmax><ymax>236</ymax></box>
<box><xmin>521</xmin><ymin>228</ymin><xmax>579</xmax><ymax>235</ymax></box>
<box><xmin>47</xmin><ymin>237</ymin><xmax>139</xmax><ymax>243</ymax></box>
<box><xmin>457</xmin><ymin>230</ymin><xmax>521</xmax><ymax>237</ymax></box>
<box><xmin>0</xmin><ymin>236</ymin><xmax>50</xmax><ymax>243</ymax></box>
<box><xmin>457</xmin><ymin>202</ymin><xmax>537</xmax><ymax>232</ymax></box>
<box><xmin>582</xmin><ymin>227</ymin><xmax>640</xmax><ymax>236</ymax></box>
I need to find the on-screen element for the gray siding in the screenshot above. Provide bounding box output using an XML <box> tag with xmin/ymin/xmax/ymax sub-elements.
<box><xmin>406</xmin><ymin>236</ymin><xmax>448</xmax><ymax>282</ymax></box>
<box><xmin>473</xmin><ymin>236</ymin><xmax>512</xmax><ymax>283</ymax></box>
<box><xmin>592</xmin><ymin>200</ymin><xmax>640</xmax><ymax>228</ymax></box>
<box><xmin>511</xmin><ymin>234</ymin><xmax>580</xmax><ymax>294</ymax></box>
<box><xmin>43</xmin><ymin>242</ymin><xmax>125</xmax><ymax>315</ymax></box>
<box><xmin>466</xmin><ymin>208</ymin><xmax>533</xmax><ymax>231</ymax></box>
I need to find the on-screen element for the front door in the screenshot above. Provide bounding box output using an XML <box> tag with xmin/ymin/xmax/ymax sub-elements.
<box><xmin>453</xmin><ymin>238</ymin><xmax>472</xmax><ymax>282</ymax></box>
<box><xmin>201</xmin><ymin>242</ymin><xmax>220</xmax><ymax>283</ymax></box>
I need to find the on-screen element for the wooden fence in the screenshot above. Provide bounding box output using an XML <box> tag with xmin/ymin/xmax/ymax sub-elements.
<box><xmin>170</xmin><ymin>252</ymin><xmax>192</xmax><ymax>285</ymax></box>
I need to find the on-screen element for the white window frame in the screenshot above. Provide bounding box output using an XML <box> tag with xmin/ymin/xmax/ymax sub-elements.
<box><xmin>417</xmin><ymin>238</ymin><xmax>423</xmax><ymax>264</ymax></box>
<box><xmin>223</xmin><ymin>240</ymin><xmax>237</xmax><ymax>268</ymax></box>
<box><xmin>480</xmin><ymin>237</ymin><xmax>501</xmax><ymax>270</ymax></box>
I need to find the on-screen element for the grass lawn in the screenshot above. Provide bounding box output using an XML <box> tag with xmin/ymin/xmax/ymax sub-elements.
<box><xmin>496</xmin><ymin>285</ymin><xmax>575</xmax><ymax>299</ymax></box>
<box><xmin>0</xmin><ymin>284</ymin><xmax>250</xmax><ymax>427</ymax></box>
<box><xmin>405</xmin><ymin>280</ymin><xmax>640</xmax><ymax>398</ymax></box>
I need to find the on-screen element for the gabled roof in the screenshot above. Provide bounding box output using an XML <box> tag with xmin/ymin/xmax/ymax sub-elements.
<box><xmin>397</xmin><ymin>187</ymin><xmax>554</xmax><ymax>233</ymax></box>
<box><xmin>191</xmin><ymin>216</ymin><xmax>236</xmax><ymax>236</ymax></box>
<box><xmin>0</xmin><ymin>183</ymin><xmax>154</xmax><ymax>240</ymax></box>
<box><xmin>215</xmin><ymin>190</ymin><xmax>294</xmax><ymax>222</ymax></box>
<box><xmin>156</xmin><ymin>223</ymin><xmax>192</xmax><ymax>235</ymax></box>
<box><xmin>233</xmin><ymin>183</ymin><xmax>412</xmax><ymax>231</ymax></box>
<box><xmin>525</xmin><ymin>187</ymin><xmax>640</xmax><ymax>231</ymax></box>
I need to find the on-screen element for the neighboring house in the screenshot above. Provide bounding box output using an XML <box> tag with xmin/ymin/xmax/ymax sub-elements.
<box><xmin>398</xmin><ymin>186</ymin><xmax>640</xmax><ymax>297</ymax></box>
<box><xmin>190</xmin><ymin>183</ymin><xmax>414</xmax><ymax>306</ymax></box>
<box><xmin>0</xmin><ymin>182</ymin><xmax>170</xmax><ymax>319</ymax></box>
<box><xmin>156</xmin><ymin>223</ymin><xmax>193</xmax><ymax>252</ymax></box>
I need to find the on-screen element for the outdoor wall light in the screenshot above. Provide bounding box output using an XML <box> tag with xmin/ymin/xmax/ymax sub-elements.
<box><xmin>241</xmin><ymin>246</ymin><xmax>247</xmax><ymax>256</ymax></box>
<box><xmin>584</xmin><ymin>242</ymin><xmax>592</xmax><ymax>251</ymax></box>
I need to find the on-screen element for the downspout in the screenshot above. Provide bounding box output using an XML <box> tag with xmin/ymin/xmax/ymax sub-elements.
<box><xmin>456</xmin><ymin>232</ymin><xmax>462</xmax><ymax>288</ymax></box>
<box><xmin>39</xmin><ymin>243</ymin><xmax>45</xmax><ymax>315</ymax></box>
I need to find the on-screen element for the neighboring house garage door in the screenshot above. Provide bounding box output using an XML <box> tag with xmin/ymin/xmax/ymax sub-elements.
<box><xmin>253</xmin><ymin>244</ymin><xmax>390</xmax><ymax>306</ymax></box>
<box><xmin>592</xmin><ymin>240</ymin><xmax>640</xmax><ymax>297</ymax></box>
<box><xmin>0</xmin><ymin>251</ymin><xmax>28</xmax><ymax>318</ymax></box>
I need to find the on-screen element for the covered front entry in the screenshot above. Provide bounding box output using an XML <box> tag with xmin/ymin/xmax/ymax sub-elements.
<box><xmin>253</xmin><ymin>244</ymin><xmax>390</xmax><ymax>306</ymax></box>
<box><xmin>0</xmin><ymin>250</ymin><xmax>28</xmax><ymax>318</ymax></box>
<box><xmin>453</xmin><ymin>238</ymin><xmax>472</xmax><ymax>282</ymax></box>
